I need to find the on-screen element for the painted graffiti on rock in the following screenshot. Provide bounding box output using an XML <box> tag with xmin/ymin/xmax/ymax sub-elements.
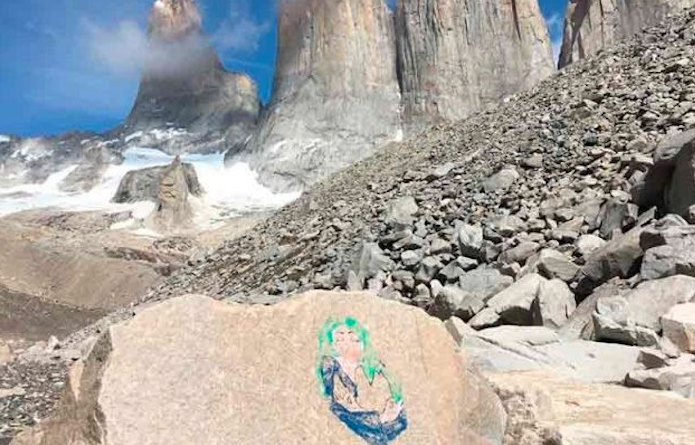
<box><xmin>317</xmin><ymin>316</ymin><xmax>407</xmax><ymax>444</ymax></box>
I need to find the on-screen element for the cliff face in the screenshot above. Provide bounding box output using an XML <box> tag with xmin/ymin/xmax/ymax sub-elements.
<box><xmin>395</xmin><ymin>0</ymin><xmax>555</xmax><ymax>132</ymax></box>
<box><xmin>124</xmin><ymin>0</ymin><xmax>260</xmax><ymax>153</ymax></box>
<box><xmin>558</xmin><ymin>0</ymin><xmax>695</xmax><ymax>69</ymax></box>
<box><xmin>236</xmin><ymin>0</ymin><xmax>402</xmax><ymax>191</ymax></box>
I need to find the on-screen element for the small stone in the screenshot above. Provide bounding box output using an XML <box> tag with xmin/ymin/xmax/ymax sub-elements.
<box><xmin>458</xmin><ymin>224</ymin><xmax>484</xmax><ymax>259</ymax></box>
<box><xmin>415</xmin><ymin>256</ymin><xmax>444</xmax><ymax>283</ymax></box>
<box><xmin>575</xmin><ymin>234</ymin><xmax>606</xmax><ymax>258</ymax></box>
<box><xmin>483</xmin><ymin>168</ymin><xmax>520</xmax><ymax>192</ymax></box>
<box><xmin>537</xmin><ymin>249</ymin><xmax>579</xmax><ymax>282</ymax></box>
<box><xmin>522</xmin><ymin>154</ymin><xmax>543</xmax><ymax>169</ymax></box>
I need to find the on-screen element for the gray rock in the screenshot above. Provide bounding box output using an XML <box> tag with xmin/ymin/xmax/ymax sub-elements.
<box><xmin>558</xmin><ymin>280</ymin><xmax>622</xmax><ymax>341</ymax></box>
<box><xmin>667</xmin><ymin>138</ymin><xmax>695</xmax><ymax>216</ymax></box>
<box><xmin>626</xmin><ymin>356</ymin><xmax>695</xmax><ymax>398</ymax></box>
<box><xmin>500</xmin><ymin>242</ymin><xmax>540</xmax><ymax>265</ymax></box>
<box><xmin>112</xmin><ymin>162</ymin><xmax>203</xmax><ymax>203</ymax></box>
<box><xmin>457</xmin><ymin>224</ymin><xmax>484</xmax><ymax>259</ymax></box>
<box><xmin>427</xmin><ymin>162</ymin><xmax>455</xmax><ymax>180</ymax></box>
<box><xmin>483</xmin><ymin>168</ymin><xmax>520</xmax><ymax>193</ymax></box>
<box><xmin>384</xmin><ymin>196</ymin><xmax>419</xmax><ymax>227</ymax></box>
<box><xmin>400</xmin><ymin>249</ymin><xmax>423</xmax><ymax>268</ymax></box>
<box><xmin>635</xmin><ymin>130</ymin><xmax>695</xmax><ymax>209</ymax></box>
<box><xmin>598</xmin><ymin>199</ymin><xmax>638</xmax><ymax>238</ymax></box>
<box><xmin>596</xmin><ymin>276</ymin><xmax>695</xmax><ymax>337</ymax></box>
<box><xmin>593</xmin><ymin>310</ymin><xmax>660</xmax><ymax>347</ymax></box>
<box><xmin>466</xmin><ymin>334</ymin><xmax>641</xmax><ymax>384</ymax></box>
<box><xmin>522</xmin><ymin>154</ymin><xmax>543</xmax><ymax>169</ymax></box>
<box><xmin>534</xmin><ymin>279</ymin><xmax>576</xmax><ymax>330</ymax></box>
<box><xmin>537</xmin><ymin>249</ymin><xmax>579</xmax><ymax>282</ymax></box>
<box><xmin>429</xmin><ymin>237</ymin><xmax>453</xmax><ymax>255</ymax></box>
<box><xmin>468</xmin><ymin>308</ymin><xmax>502</xmax><ymax>331</ymax></box>
<box><xmin>576</xmin><ymin>226</ymin><xmax>645</xmax><ymax>296</ymax></box>
<box><xmin>415</xmin><ymin>256</ymin><xmax>444</xmax><ymax>283</ymax></box>
<box><xmin>476</xmin><ymin>326</ymin><xmax>560</xmax><ymax>347</ymax></box>
<box><xmin>458</xmin><ymin>267</ymin><xmax>514</xmax><ymax>303</ymax></box>
<box><xmin>662</xmin><ymin>303</ymin><xmax>695</xmax><ymax>353</ymax></box>
<box><xmin>429</xmin><ymin>285</ymin><xmax>484</xmax><ymax>321</ymax></box>
<box><xmin>352</xmin><ymin>243</ymin><xmax>395</xmax><ymax>286</ymax></box>
<box><xmin>575</xmin><ymin>234</ymin><xmax>607</xmax><ymax>259</ymax></box>
<box><xmin>640</xmin><ymin>225</ymin><xmax>695</xmax><ymax>280</ymax></box>
<box><xmin>487</xmin><ymin>273</ymin><xmax>545</xmax><ymax>325</ymax></box>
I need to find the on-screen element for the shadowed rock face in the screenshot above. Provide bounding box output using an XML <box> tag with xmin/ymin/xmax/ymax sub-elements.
<box><xmin>558</xmin><ymin>0</ymin><xmax>695</xmax><ymax>69</ymax></box>
<box><xmin>112</xmin><ymin>162</ymin><xmax>202</xmax><ymax>204</ymax></box>
<box><xmin>236</xmin><ymin>0</ymin><xmax>403</xmax><ymax>192</ymax></box>
<box><xmin>152</xmin><ymin>157</ymin><xmax>196</xmax><ymax>231</ymax></box>
<box><xmin>395</xmin><ymin>0</ymin><xmax>555</xmax><ymax>133</ymax></box>
<box><xmin>124</xmin><ymin>0</ymin><xmax>260</xmax><ymax>152</ymax></box>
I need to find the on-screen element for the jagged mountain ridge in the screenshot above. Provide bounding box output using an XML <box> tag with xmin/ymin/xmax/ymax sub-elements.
<box><xmin>558</xmin><ymin>0</ymin><xmax>695</xmax><ymax>69</ymax></box>
<box><xmin>122</xmin><ymin>0</ymin><xmax>260</xmax><ymax>155</ymax></box>
<box><xmin>395</xmin><ymin>0</ymin><xmax>555</xmax><ymax>132</ymax></box>
<box><xmin>235</xmin><ymin>0</ymin><xmax>556</xmax><ymax>191</ymax></box>
<box><xmin>233</xmin><ymin>0</ymin><xmax>403</xmax><ymax>192</ymax></box>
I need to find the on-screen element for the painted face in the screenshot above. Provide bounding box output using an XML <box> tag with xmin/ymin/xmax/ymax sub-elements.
<box><xmin>333</xmin><ymin>326</ymin><xmax>363</xmax><ymax>363</ymax></box>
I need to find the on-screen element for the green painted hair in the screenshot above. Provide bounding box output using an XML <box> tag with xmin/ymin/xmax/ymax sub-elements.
<box><xmin>316</xmin><ymin>316</ymin><xmax>403</xmax><ymax>403</ymax></box>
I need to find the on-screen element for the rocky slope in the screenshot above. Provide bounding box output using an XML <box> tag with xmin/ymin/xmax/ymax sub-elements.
<box><xmin>558</xmin><ymin>0</ymin><xmax>695</xmax><ymax>69</ymax></box>
<box><xmin>8</xmin><ymin>3</ymin><xmax>695</xmax><ymax>442</ymax></box>
<box><xmin>396</xmin><ymin>0</ymin><xmax>555</xmax><ymax>132</ymax></box>
<box><xmin>234</xmin><ymin>0</ymin><xmax>402</xmax><ymax>191</ymax></box>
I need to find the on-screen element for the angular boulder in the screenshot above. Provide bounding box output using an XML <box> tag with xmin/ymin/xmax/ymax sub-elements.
<box><xmin>662</xmin><ymin>303</ymin><xmax>695</xmax><ymax>353</ymax></box>
<box><xmin>668</xmin><ymin>139</ymin><xmax>695</xmax><ymax>216</ymax></box>
<box><xmin>112</xmin><ymin>162</ymin><xmax>203</xmax><ymax>203</ymax></box>
<box><xmin>14</xmin><ymin>292</ymin><xmax>501</xmax><ymax>445</ymax></box>
<box><xmin>490</xmin><ymin>370</ymin><xmax>695</xmax><ymax>445</ymax></box>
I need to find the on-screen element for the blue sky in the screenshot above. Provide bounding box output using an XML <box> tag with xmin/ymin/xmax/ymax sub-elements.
<box><xmin>0</xmin><ymin>0</ymin><xmax>567</xmax><ymax>137</ymax></box>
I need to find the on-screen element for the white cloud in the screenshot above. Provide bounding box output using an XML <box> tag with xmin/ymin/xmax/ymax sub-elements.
<box><xmin>83</xmin><ymin>19</ymin><xmax>148</xmax><ymax>78</ymax></box>
<box><xmin>81</xmin><ymin>1</ymin><xmax>271</xmax><ymax>79</ymax></box>
<box><xmin>211</xmin><ymin>1</ymin><xmax>271</xmax><ymax>55</ymax></box>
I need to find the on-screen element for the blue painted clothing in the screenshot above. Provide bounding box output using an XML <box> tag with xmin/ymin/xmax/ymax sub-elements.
<box><xmin>320</xmin><ymin>356</ymin><xmax>407</xmax><ymax>445</ymax></box>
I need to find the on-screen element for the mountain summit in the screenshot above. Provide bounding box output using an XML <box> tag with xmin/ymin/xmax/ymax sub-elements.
<box><xmin>123</xmin><ymin>0</ymin><xmax>260</xmax><ymax>154</ymax></box>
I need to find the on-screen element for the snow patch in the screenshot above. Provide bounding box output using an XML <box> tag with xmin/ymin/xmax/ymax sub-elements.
<box><xmin>125</xmin><ymin>131</ymin><xmax>144</xmax><ymax>143</ymax></box>
<box><xmin>0</xmin><ymin>135</ymin><xmax>10</xmax><ymax>144</ymax></box>
<box><xmin>11</xmin><ymin>139</ymin><xmax>53</xmax><ymax>162</ymax></box>
<box><xmin>0</xmin><ymin>147</ymin><xmax>300</xmax><ymax>231</ymax></box>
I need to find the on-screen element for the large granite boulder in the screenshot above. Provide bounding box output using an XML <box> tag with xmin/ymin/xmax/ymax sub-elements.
<box><xmin>558</xmin><ymin>0</ymin><xmax>695</xmax><ymax>69</ymax></box>
<box><xmin>150</xmin><ymin>157</ymin><xmax>197</xmax><ymax>231</ymax></box>
<box><xmin>14</xmin><ymin>292</ymin><xmax>502</xmax><ymax>444</ymax></box>
<box><xmin>112</xmin><ymin>161</ymin><xmax>202</xmax><ymax>203</ymax></box>
<box><xmin>236</xmin><ymin>0</ymin><xmax>402</xmax><ymax>191</ymax></box>
<box><xmin>122</xmin><ymin>0</ymin><xmax>260</xmax><ymax>154</ymax></box>
<box><xmin>490</xmin><ymin>370</ymin><xmax>695</xmax><ymax>445</ymax></box>
<box><xmin>395</xmin><ymin>0</ymin><xmax>555</xmax><ymax>132</ymax></box>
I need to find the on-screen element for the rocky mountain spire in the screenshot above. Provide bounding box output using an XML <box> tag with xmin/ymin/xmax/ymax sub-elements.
<box><xmin>395</xmin><ymin>0</ymin><xmax>555</xmax><ymax>133</ymax></box>
<box><xmin>124</xmin><ymin>0</ymin><xmax>260</xmax><ymax>153</ymax></box>
<box><xmin>235</xmin><ymin>0</ymin><xmax>403</xmax><ymax>192</ymax></box>
<box><xmin>558</xmin><ymin>0</ymin><xmax>695</xmax><ymax>69</ymax></box>
<box><xmin>148</xmin><ymin>0</ymin><xmax>203</xmax><ymax>40</ymax></box>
